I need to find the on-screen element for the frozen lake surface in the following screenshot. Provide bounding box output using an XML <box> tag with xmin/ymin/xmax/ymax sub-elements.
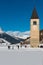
<box><xmin>0</xmin><ymin>47</ymin><xmax>43</xmax><ymax>65</ymax></box>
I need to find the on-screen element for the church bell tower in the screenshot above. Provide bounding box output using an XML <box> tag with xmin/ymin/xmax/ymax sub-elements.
<box><xmin>30</xmin><ymin>8</ymin><xmax>39</xmax><ymax>47</ymax></box>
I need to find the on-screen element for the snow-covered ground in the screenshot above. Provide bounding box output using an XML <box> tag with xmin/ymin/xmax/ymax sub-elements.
<box><xmin>0</xmin><ymin>47</ymin><xmax>43</xmax><ymax>65</ymax></box>
<box><xmin>0</xmin><ymin>45</ymin><xmax>43</xmax><ymax>51</ymax></box>
<box><xmin>0</xmin><ymin>46</ymin><xmax>43</xmax><ymax>51</ymax></box>
<box><xmin>0</xmin><ymin>46</ymin><xmax>43</xmax><ymax>65</ymax></box>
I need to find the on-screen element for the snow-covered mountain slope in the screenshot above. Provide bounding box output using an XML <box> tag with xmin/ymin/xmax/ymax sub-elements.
<box><xmin>6</xmin><ymin>31</ymin><xmax>30</xmax><ymax>39</ymax></box>
<box><xmin>0</xmin><ymin>28</ymin><xmax>30</xmax><ymax>39</ymax></box>
<box><xmin>0</xmin><ymin>29</ymin><xmax>24</xmax><ymax>44</ymax></box>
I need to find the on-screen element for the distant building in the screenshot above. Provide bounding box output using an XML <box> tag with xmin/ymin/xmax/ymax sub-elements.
<box><xmin>40</xmin><ymin>30</ymin><xmax>43</xmax><ymax>43</ymax></box>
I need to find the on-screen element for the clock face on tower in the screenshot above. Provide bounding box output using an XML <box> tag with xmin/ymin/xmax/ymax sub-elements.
<box><xmin>33</xmin><ymin>25</ymin><xmax>37</xmax><ymax>30</ymax></box>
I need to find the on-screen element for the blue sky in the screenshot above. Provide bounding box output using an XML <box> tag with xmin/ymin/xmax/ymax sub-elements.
<box><xmin>0</xmin><ymin>0</ymin><xmax>43</xmax><ymax>31</ymax></box>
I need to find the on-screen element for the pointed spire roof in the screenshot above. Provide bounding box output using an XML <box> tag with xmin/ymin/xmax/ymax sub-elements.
<box><xmin>31</xmin><ymin>8</ymin><xmax>39</xmax><ymax>19</ymax></box>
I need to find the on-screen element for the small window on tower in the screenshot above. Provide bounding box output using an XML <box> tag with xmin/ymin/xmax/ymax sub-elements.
<box><xmin>33</xmin><ymin>21</ymin><xmax>37</xmax><ymax>25</ymax></box>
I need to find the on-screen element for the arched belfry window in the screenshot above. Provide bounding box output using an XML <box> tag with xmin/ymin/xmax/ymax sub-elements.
<box><xmin>33</xmin><ymin>21</ymin><xmax>37</xmax><ymax>25</ymax></box>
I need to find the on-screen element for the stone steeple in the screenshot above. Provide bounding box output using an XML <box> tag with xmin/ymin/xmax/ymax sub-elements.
<box><xmin>30</xmin><ymin>8</ymin><xmax>39</xmax><ymax>47</ymax></box>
